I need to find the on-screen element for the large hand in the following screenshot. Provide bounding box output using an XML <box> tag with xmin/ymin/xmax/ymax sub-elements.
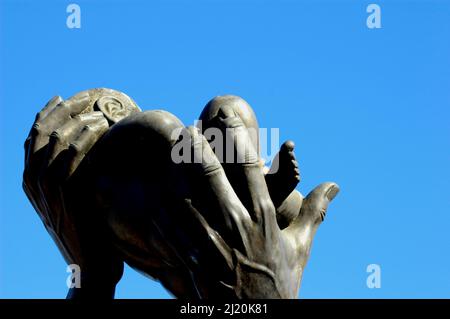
<box><xmin>178</xmin><ymin>113</ymin><xmax>339</xmax><ymax>298</ymax></box>
<box><xmin>23</xmin><ymin>93</ymin><xmax>123</xmax><ymax>298</ymax></box>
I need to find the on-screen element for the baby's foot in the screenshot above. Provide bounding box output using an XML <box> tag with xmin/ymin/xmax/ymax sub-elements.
<box><xmin>265</xmin><ymin>140</ymin><xmax>300</xmax><ymax>208</ymax></box>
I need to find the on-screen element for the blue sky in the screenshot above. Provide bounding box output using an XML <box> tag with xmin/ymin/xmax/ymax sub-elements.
<box><xmin>0</xmin><ymin>0</ymin><xmax>449</xmax><ymax>298</ymax></box>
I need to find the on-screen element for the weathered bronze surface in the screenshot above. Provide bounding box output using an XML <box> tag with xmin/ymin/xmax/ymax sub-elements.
<box><xmin>23</xmin><ymin>88</ymin><xmax>339</xmax><ymax>299</ymax></box>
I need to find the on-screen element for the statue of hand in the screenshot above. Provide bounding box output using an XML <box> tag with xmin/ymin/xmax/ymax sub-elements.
<box><xmin>22</xmin><ymin>93</ymin><xmax>124</xmax><ymax>298</ymax></box>
<box><xmin>179</xmin><ymin>113</ymin><xmax>339</xmax><ymax>298</ymax></box>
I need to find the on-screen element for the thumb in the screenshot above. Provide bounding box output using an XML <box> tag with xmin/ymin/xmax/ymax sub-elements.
<box><xmin>282</xmin><ymin>182</ymin><xmax>339</xmax><ymax>282</ymax></box>
<box><xmin>302</xmin><ymin>182</ymin><xmax>340</xmax><ymax>223</ymax></box>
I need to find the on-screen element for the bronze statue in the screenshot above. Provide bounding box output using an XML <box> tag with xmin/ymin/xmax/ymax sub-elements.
<box><xmin>23</xmin><ymin>88</ymin><xmax>339</xmax><ymax>299</ymax></box>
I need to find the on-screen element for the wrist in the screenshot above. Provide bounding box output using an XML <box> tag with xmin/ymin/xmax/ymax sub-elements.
<box><xmin>232</xmin><ymin>249</ymin><xmax>294</xmax><ymax>299</ymax></box>
<box><xmin>66</xmin><ymin>272</ymin><xmax>118</xmax><ymax>300</ymax></box>
<box><xmin>65</xmin><ymin>264</ymin><xmax>123</xmax><ymax>300</ymax></box>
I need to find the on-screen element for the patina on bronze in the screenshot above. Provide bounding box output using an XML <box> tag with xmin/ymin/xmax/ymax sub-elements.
<box><xmin>23</xmin><ymin>88</ymin><xmax>339</xmax><ymax>299</ymax></box>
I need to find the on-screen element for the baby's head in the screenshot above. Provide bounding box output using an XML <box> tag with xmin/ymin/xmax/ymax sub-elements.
<box><xmin>198</xmin><ymin>95</ymin><xmax>265</xmax><ymax>168</ymax></box>
<box><xmin>67</xmin><ymin>88</ymin><xmax>141</xmax><ymax>124</ymax></box>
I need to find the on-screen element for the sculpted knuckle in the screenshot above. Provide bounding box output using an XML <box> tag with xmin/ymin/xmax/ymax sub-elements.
<box><xmin>204</xmin><ymin>164</ymin><xmax>222</xmax><ymax>175</ymax></box>
<box><xmin>82</xmin><ymin>124</ymin><xmax>93</xmax><ymax>133</ymax></box>
<box><xmin>31</xmin><ymin>123</ymin><xmax>41</xmax><ymax>136</ymax></box>
<box><xmin>50</xmin><ymin>130</ymin><xmax>64</xmax><ymax>143</ymax></box>
<box><xmin>69</xmin><ymin>142</ymin><xmax>82</xmax><ymax>154</ymax></box>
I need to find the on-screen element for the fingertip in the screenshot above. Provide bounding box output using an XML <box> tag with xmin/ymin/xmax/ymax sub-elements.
<box><xmin>282</xmin><ymin>140</ymin><xmax>295</xmax><ymax>152</ymax></box>
<box><xmin>307</xmin><ymin>182</ymin><xmax>339</xmax><ymax>202</ymax></box>
<box><xmin>47</xmin><ymin>95</ymin><xmax>63</xmax><ymax>107</ymax></box>
<box><xmin>69</xmin><ymin>93</ymin><xmax>91</xmax><ymax>116</ymax></box>
<box><xmin>91</xmin><ymin>116</ymin><xmax>110</xmax><ymax>131</ymax></box>
<box><xmin>324</xmin><ymin>182</ymin><xmax>340</xmax><ymax>201</ymax></box>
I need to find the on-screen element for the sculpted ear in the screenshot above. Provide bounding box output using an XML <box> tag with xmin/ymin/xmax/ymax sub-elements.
<box><xmin>95</xmin><ymin>95</ymin><xmax>137</xmax><ymax>124</ymax></box>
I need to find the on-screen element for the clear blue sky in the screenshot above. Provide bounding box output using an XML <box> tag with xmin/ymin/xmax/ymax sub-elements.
<box><xmin>0</xmin><ymin>0</ymin><xmax>449</xmax><ymax>298</ymax></box>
